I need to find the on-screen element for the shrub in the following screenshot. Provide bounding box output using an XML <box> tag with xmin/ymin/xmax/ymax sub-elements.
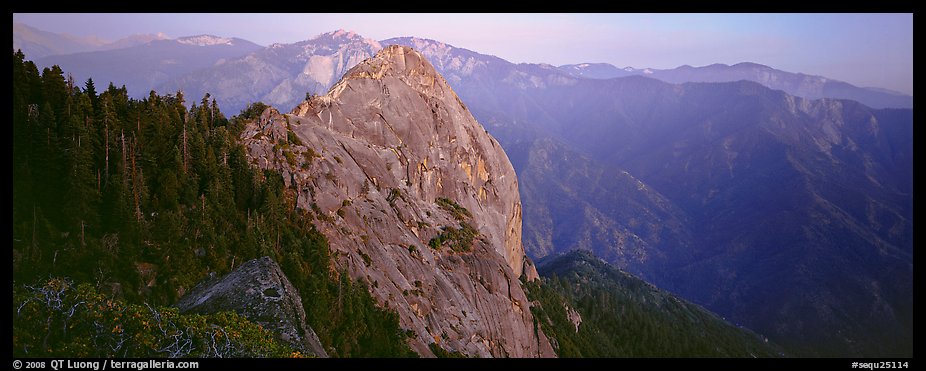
<box><xmin>358</xmin><ymin>251</ymin><xmax>372</xmax><ymax>267</ymax></box>
<box><xmin>283</xmin><ymin>150</ymin><xmax>297</xmax><ymax>167</ymax></box>
<box><xmin>427</xmin><ymin>222</ymin><xmax>477</xmax><ymax>253</ymax></box>
<box><xmin>436</xmin><ymin>198</ymin><xmax>471</xmax><ymax>221</ymax></box>
<box><xmin>286</xmin><ymin>130</ymin><xmax>303</xmax><ymax>146</ymax></box>
<box><xmin>387</xmin><ymin>189</ymin><xmax>402</xmax><ymax>208</ymax></box>
<box><xmin>428</xmin><ymin>342</ymin><xmax>466</xmax><ymax>358</ymax></box>
<box><xmin>13</xmin><ymin>278</ymin><xmax>294</xmax><ymax>358</ymax></box>
<box><xmin>238</xmin><ymin>102</ymin><xmax>269</xmax><ymax>120</ymax></box>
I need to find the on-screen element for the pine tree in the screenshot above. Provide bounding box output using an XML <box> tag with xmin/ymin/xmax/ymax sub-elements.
<box><xmin>40</xmin><ymin>65</ymin><xmax>69</xmax><ymax>124</ymax></box>
<box><xmin>63</xmin><ymin>110</ymin><xmax>100</xmax><ymax>246</ymax></box>
<box><xmin>84</xmin><ymin>78</ymin><xmax>99</xmax><ymax>114</ymax></box>
<box><xmin>31</xmin><ymin>103</ymin><xmax>63</xmax><ymax>220</ymax></box>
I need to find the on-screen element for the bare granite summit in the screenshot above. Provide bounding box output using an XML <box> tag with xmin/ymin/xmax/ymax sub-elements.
<box><xmin>240</xmin><ymin>45</ymin><xmax>554</xmax><ymax>357</ymax></box>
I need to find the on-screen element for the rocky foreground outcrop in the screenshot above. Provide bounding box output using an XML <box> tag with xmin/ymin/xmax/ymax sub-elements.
<box><xmin>176</xmin><ymin>257</ymin><xmax>328</xmax><ymax>357</ymax></box>
<box><xmin>240</xmin><ymin>45</ymin><xmax>554</xmax><ymax>357</ymax></box>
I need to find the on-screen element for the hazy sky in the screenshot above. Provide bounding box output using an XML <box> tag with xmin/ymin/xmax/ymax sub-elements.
<box><xmin>13</xmin><ymin>13</ymin><xmax>913</xmax><ymax>95</ymax></box>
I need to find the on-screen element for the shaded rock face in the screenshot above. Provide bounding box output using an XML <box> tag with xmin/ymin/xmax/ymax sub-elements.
<box><xmin>175</xmin><ymin>257</ymin><xmax>328</xmax><ymax>358</ymax></box>
<box><xmin>240</xmin><ymin>45</ymin><xmax>553</xmax><ymax>357</ymax></box>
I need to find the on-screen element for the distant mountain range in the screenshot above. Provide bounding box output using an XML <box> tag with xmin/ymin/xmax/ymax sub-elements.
<box><xmin>15</xmin><ymin>24</ymin><xmax>912</xmax><ymax>112</ymax></box>
<box><xmin>557</xmin><ymin>62</ymin><xmax>913</xmax><ymax>109</ymax></box>
<box><xmin>34</xmin><ymin>35</ymin><xmax>262</xmax><ymax>98</ymax></box>
<box><xmin>13</xmin><ymin>22</ymin><xmax>171</xmax><ymax>59</ymax></box>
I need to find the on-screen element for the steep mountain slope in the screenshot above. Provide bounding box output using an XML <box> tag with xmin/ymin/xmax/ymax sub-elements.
<box><xmin>35</xmin><ymin>35</ymin><xmax>262</xmax><ymax>98</ymax></box>
<box><xmin>498</xmin><ymin>77</ymin><xmax>913</xmax><ymax>357</ymax></box>
<box><xmin>526</xmin><ymin>250</ymin><xmax>785</xmax><ymax>357</ymax></box>
<box><xmin>238</xmin><ymin>45</ymin><xmax>554</xmax><ymax>357</ymax></box>
<box><xmin>596</xmin><ymin>81</ymin><xmax>913</xmax><ymax>357</ymax></box>
<box><xmin>558</xmin><ymin>62</ymin><xmax>913</xmax><ymax>109</ymax></box>
<box><xmin>162</xmin><ymin>30</ymin><xmax>382</xmax><ymax>114</ymax></box>
<box><xmin>505</xmin><ymin>135</ymin><xmax>695</xmax><ymax>284</ymax></box>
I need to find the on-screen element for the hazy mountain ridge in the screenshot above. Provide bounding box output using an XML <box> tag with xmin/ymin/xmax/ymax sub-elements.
<box><xmin>14</xmin><ymin>22</ymin><xmax>172</xmax><ymax>58</ymax></box>
<box><xmin>99</xmin><ymin>32</ymin><xmax>171</xmax><ymax>51</ymax></box>
<box><xmin>13</xmin><ymin>22</ymin><xmax>108</xmax><ymax>59</ymax></box>
<box><xmin>558</xmin><ymin>62</ymin><xmax>639</xmax><ymax>79</ymax></box>
<box><xmin>34</xmin><ymin>37</ymin><xmax>263</xmax><ymax>98</ymax></box>
<box><xmin>558</xmin><ymin>61</ymin><xmax>913</xmax><ymax>109</ymax></box>
<box><xmin>17</xmin><ymin>23</ymin><xmax>909</xmax><ymax>112</ymax></box>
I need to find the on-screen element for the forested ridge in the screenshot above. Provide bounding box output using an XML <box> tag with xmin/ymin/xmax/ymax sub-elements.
<box><xmin>524</xmin><ymin>250</ymin><xmax>785</xmax><ymax>357</ymax></box>
<box><xmin>12</xmin><ymin>50</ymin><xmax>414</xmax><ymax>357</ymax></box>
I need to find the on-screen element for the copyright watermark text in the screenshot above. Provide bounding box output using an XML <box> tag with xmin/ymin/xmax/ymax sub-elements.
<box><xmin>12</xmin><ymin>360</ymin><xmax>199</xmax><ymax>370</ymax></box>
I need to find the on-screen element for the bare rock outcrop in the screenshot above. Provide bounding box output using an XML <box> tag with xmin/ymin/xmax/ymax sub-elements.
<box><xmin>240</xmin><ymin>45</ymin><xmax>552</xmax><ymax>357</ymax></box>
<box><xmin>175</xmin><ymin>257</ymin><xmax>328</xmax><ymax>358</ymax></box>
<box><xmin>565</xmin><ymin>304</ymin><xmax>582</xmax><ymax>333</ymax></box>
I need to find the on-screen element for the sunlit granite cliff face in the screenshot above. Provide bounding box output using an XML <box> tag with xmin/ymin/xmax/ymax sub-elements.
<box><xmin>239</xmin><ymin>45</ymin><xmax>553</xmax><ymax>357</ymax></box>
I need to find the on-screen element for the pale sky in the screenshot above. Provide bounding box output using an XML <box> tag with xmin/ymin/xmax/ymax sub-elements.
<box><xmin>13</xmin><ymin>13</ymin><xmax>914</xmax><ymax>95</ymax></box>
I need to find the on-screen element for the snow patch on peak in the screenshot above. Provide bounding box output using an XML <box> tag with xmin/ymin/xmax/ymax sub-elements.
<box><xmin>623</xmin><ymin>67</ymin><xmax>635</xmax><ymax>72</ymax></box>
<box><xmin>331</xmin><ymin>29</ymin><xmax>356</xmax><ymax>38</ymax></box>
<box><xmin>177</xmin><ymin>35</ymin><xmax>233</xmax><ymax>46</ymax></box>
<box><xmin>643</xmin><ymin>68</ymin><xmax>654</xmax><ymax>74</ymax></box>
<box><xmin>578</xmin><ymin>63</ymin><xmax>590</xmax><ymax>68</ymax></box>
